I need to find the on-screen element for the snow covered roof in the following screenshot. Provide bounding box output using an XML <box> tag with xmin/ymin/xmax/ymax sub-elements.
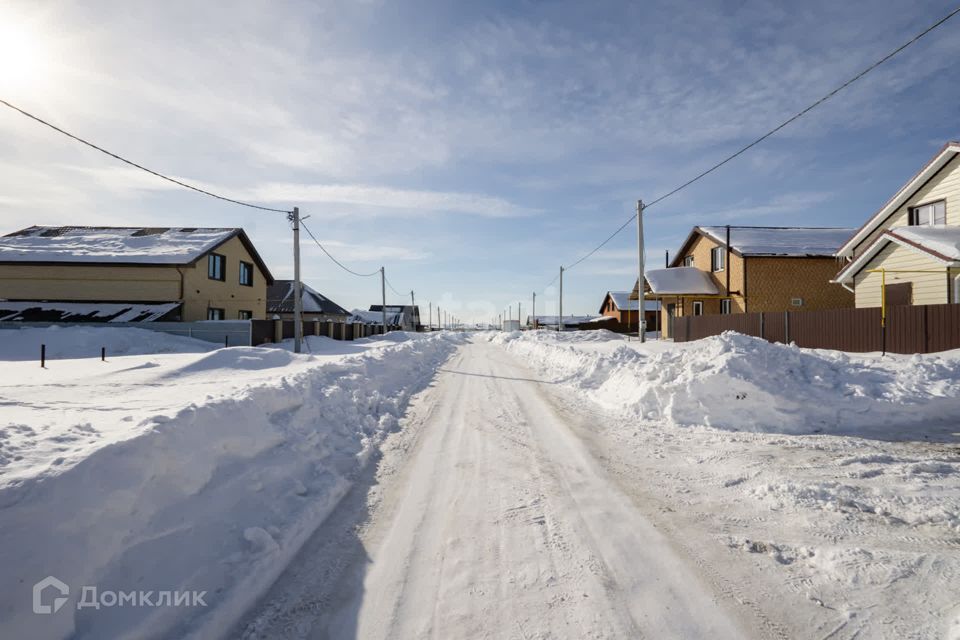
<box><xmin>0</xmin><ymin>301</ymin><xmax>181</xmax><ymax>322</ymax></box>
<box><xmin>526</xmin><ymin>315</ymin><xmax>605</xmax><ymax>326</ymax></box>
<box><xmin>837</xmin><ymin>141</ymin><xmax>960</xmax><ymax>258</ymax></box>
<box><xmin>351</xmin><ymin>308</ymin><xmax>405</xmax><ymax>325</ymax></box>
<box><xmin>603</xmin><ymin>291</ymin><xmax>659</xmax><ymax>312</ymax></box>
<box><xmin>645</xmin><ymin>267</ymin><xmax>719</xmax><ymax>295</ymax></box>
<box><xmin>834</xmin><ymin>225</ymin><xmax>960</xmax><ymax>283</ymax></box>
<box><xmin>266</xmin><ymin>281</ymin><xmax>349</xmax><ymax>316</ymax></box>
<box><xmin>694</xmin><ymin>226</ymin><xmax>855</xmax><ymax>257</ymax></box>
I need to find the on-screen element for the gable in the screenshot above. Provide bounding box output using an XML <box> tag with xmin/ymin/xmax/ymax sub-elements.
<box><xmin>839</xmin><ymin>142</ymin><xmax>960</xmax><ymax>258</ymax></box>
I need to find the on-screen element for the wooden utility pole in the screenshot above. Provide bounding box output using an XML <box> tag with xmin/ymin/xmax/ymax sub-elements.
<box><xmin>559</xmin><ymin>266</ymin><xmax>564</xmax><ymax>332</ymax></box>
<box><xmin>290</xmin><ymin>207</ymin><xmax>303</xmax><ymax>353</ymax></box>
<box><xmin>637</xmin><ymin>200</ymin><xmax>646</xmax><ymax>343</ymax></box>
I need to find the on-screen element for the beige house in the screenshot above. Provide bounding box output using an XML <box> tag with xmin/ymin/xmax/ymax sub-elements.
<box><xmin>634</xmin><ymin>225</ymin><xmax>855</xmax><ymax>338</ymax></box>
<box><xmin>0</xmin><ymin>226</ymin><xmax>274</xmax><ymax>322</ymax></box>
<box><xmin>834</xmin><ymin>141</ymin><xmax>960</xmax><ymax>307</ymax></box>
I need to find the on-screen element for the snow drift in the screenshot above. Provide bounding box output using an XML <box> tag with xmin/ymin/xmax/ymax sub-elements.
<box><xmin>493</xmin><ymin>330</ymin><xmax>960</xmax><ymax>435</ymax></box>
<box><xmin>0</xmin><ymin>328</ymin><xmax>463</xmax><ymax>640</ymax></box>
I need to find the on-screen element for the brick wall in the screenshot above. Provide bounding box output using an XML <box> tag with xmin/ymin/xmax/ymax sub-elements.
<box><xmin>745</xmin><ymin>257</ymin><xmax>853</xmax><ymax>312</ymax></box>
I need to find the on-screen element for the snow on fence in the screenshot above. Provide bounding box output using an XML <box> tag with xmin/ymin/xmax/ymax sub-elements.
<box><xmin>672</xmin><ymin>302</ymin><xmax>960</xmax><ymax>354</ymax></box>
<box><xmin>0</xmin><ymin>320</ymin><xmax>253</xmax><ymax>347</ymax></box>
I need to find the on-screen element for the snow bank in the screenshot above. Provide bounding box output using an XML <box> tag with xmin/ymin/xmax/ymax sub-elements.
<box><xmin>0</xmin><ymin>330</ymin><xmax>464</xmax><ymax>640</ymax></box>
<box><xmin>0</xmin><ymin>325</ymin><xmax>215</xmax><ymax>361</ymax></box>
<box><xmin>493</xmin><ymin>330</ymin><xmax>960</xmax><ymax>435</ymax></box>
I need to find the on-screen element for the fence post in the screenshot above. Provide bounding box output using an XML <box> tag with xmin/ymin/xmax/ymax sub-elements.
<box><xmin>923</xmin><ymin>305</ymin><xmax>929</xmax><ymax>353</ymax></box>
<box><xmin>41</xmin><ymin>343</ymin><xmax>45</xmax><ymax>368</ymax></box>
<box><xmin>784</xmin><ymin>311</ymin><xmax>790</xmax><ymax>344</ymax></box>
<box><xmin>273</xmin><ymin>318</ymin><xmax>283</xmax><ymax>344</ymax></box>
<box><xmin>759</xmin><ymin>313</ymin><xmax>765</xmax><ymax>341</ymax></box>
<box><xmin>225</xmin><ymin>334</ymin><xmax>229</xmax><ymax>348</ymax></box>
<box><xmin>101</xmin><ymin>346</ymin><xmax>106</xmax><ymax>362</ymax></box>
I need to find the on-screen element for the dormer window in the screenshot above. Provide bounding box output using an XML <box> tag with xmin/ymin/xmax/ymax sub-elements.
<box><xmin>909</xmin><ymin>200</ymin><xmax>946</xmax><ymax>226</ymax></box>
<box><xmin>683</xmin><ymin>256</ymin><xmax>694</xmax><ymax>267</ymax></box>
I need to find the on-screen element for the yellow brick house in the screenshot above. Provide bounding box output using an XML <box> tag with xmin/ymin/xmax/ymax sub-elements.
<box><xmin>0</xmin><ymin>226</ymin><xmax>274</xmax><ymax>322</ymax></box>
<box><xmin>833</xmin><ymin>141</ymin><xmax>960</xmax><ymax>306</ymax></box>
<box><xmin>632</xmin><ymin>225</ymin><xmax>855</xmax><ymax>338</ymax></box>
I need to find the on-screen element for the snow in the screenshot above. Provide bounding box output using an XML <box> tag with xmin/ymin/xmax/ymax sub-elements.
<box><xmin>605</xmin><ymin>292</ymin><xmax>659</xmax><ymax>312</ymax></box>
<box><xmin>891</xmin><ymin>225</ymin><xmax>960</xmax><ymax>261</ymax></box>
<box><xmin>0</xmin><ymin>327</ymin><xmax>464</xmax><ymax>640</ymax></box>
<box><xmin>0</xmin><ymin>226</ymin><xmax>238</xmax><ymax>263</ymax></box>
<box><xmin>699</xmin><ymin>226</ymin><xmax>855</xmax><ymax>256</ymax></box>
<box><xmin>644</xmin><ymin>265</ymin><xmax>719</xmax><ymax>295</ymax></box>
<box><xmin>492</xmin><ymin>329</ymin><xmax>960</xmax><ymax>435</ymax></box>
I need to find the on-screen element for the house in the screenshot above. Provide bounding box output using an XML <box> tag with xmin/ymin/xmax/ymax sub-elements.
<box><xmin>367</xmin><ymin>305</ymin><xmax>421</xmax><ymax>331</ymax></box>
<box><xmin>635</xmin><ymin>225</ymin><xmax>855</xmax><ymax>338</ymax></box>
<box><xmin>598</xmin><ymin>291</ymin><xmax>659</xmax><ymax>332</ymax></box>
<box><xmin>266</xmin><ymin>280</ymin><xmax>350</xmax><ymax>322</ymax></box>
<box><xmin>526</xmin><ymin>314</ymin><xmax>612</xmax><ymax>330</ymax></box>
<box><xmin>833</xmin><ymin>141</ymin><xmax>960</xmax><ymax>307</ymax></box>
<box><xmin>0</xmin><ymin>226</ymin><xmax>273</xmax><ymax>321</ymax></box>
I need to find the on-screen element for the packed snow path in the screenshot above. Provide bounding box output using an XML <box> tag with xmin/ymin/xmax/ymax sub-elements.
<box><xmin>241</xmin><ymin>341</ymin><xmax>755</xmax><ymax>639</ymax></box>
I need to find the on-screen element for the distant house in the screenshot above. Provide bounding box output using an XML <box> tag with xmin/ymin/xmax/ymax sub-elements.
<box><xmin>635</xmin><ymin>225</ymin><xmax>855</xmax><ymax>339</ymax></box>
<box><xmin>0</xmin><ymin>226</ymin><xmax>273</xmax><ymax>322</ymax></box>
<box><xmin>598</xmin><ymin>291</ymin><xmax>659</xmax><ymax>333</ymax></box>
<box><xmin>367</xmin><ymin>305</ymin><xmax>421</xmax><ymax>331</ymax></box>
<box><xmin>266</xmin><ymin>280</ymin><xmax>350</xmax><ymax>322</ymax></box>
<box><xmin>833</xmin><ymin>141</ymin><xmax>960</xmax><ymax>307</ymax></box>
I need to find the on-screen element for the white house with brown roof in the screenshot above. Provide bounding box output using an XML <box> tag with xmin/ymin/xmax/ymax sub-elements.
<box><xmin>0</xmin><ymin>226</ymin><xmax>274</xmax><ymax>322</ymax></box>
<box><xmin>833</xmin><ymin>141</ymin><xmax>960</xmax><ymax>307</ymax></box>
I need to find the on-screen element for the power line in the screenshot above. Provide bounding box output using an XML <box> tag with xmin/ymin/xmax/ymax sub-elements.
<box><xmin>556</xmin><ymin>4</ymin><xmax>960</xmax><ymax>276</ymax></box>
<box><xmin>300</xmin><ymin>219</ymin><xmax>381</xmax><ymax>277</ymax></box>
<box><xmin>384</xmin><ymin>273</ymin><xmax>404</xmax><ymax>297</ymax></box>
<box><xmin>0</xmin><ymin>97</ymin><xmax>291</xmax><ymax>214</ymax></box>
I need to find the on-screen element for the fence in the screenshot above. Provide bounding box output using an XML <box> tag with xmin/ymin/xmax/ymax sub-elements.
<box><xmin>251</xmin><ymin>319</ymin><xmax>389</xmax><ymax>345</ymax></box>
<box><xmin>672</xmin><ymin>303</ymin><xmax>960</xmax><ymax>354</ymax></box>
<box><xmin>0</xmin><ymin>320</ymin><xmax>253</xmax><ymax>346</ymax></box>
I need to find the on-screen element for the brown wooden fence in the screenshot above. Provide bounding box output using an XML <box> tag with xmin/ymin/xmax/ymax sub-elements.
<box><xmin>673</xmin><ymin>303</ymin><xmax>960</xmax><ymax>354</ymax></box>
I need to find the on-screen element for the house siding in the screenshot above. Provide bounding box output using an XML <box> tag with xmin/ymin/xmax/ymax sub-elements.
<box><xmin>0</xmin><ymin>264</ymin><xmax>181</xmax><ymax>301</ymax></box>
<box><xmin>852</xmin><ymin>242</ymin><xmax>949</xmax><ymax>307</ymax></box>
<box><xmin>853</xmin><ymin>153</ymin><xmax>960</xmax><ymax>256</ymax></box>
<box><xmin>746</xmin><ymin>257</ymin><xmax>853</xmax><ymax>312</ymax></box>
<box><xmin>180</xmin><ymin>236</ymin><xmax>268</xmax><ymax>321</ymax></box>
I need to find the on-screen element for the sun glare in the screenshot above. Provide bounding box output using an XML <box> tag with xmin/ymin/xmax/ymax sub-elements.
<box><xmin>0</xmin><ymin>16</ymin><xmax>47</xmax><ymax>92</ymax></box>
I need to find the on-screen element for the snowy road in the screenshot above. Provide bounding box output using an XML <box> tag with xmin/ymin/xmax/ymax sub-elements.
<box><xmin>240</xmin><ymin>341</ymin><xmax>756</xmax><ymax>639</ymax></box>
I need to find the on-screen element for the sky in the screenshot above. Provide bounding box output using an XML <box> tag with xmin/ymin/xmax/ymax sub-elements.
<box><xmin>1</xmin><ymin>0</ymin><xmax>959</xmax><ymax>325</ymax></box>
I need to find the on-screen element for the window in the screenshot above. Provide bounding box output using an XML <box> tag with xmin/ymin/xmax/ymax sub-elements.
<box><xmin>207</xmin><ymin>308</ymin><xmax>225</xmax><ymax>320</ymax></box>
<box><xmin>720</xmin><ymin>298</ymin><xmax>731</xmax><ymax>314</ymax></box>
<box><xmin>238</xmin><ymin>310</ymin><xmax>253</xmax><ymax>320</ymax></box>
<box><xmin>909</xmin><ymin>200</ymin><xmax>946</xmax><ymax>226</ymax></box>
<box><xmin>208</xmin><ymin>253</ymin><xmax>226</xmax><ymax>281</ymax></box>
<box><xmin>239</xmin><ymin>261</ymin><xmax>254</xmax><ymax>286</ymax></box>
<box><xmin>683</xmin><ymin>255</ymin><xmax>695</xmax><ymax>267</ymax></box>
<box><xmin>692</xmin><ymin>301</ymin><xmax>704</xmax><ymax>316</ymax></box>
<box><xmin>711</xmin><ymin>246</ymin><xmax>725</xmax><ymax>272</ymax></box>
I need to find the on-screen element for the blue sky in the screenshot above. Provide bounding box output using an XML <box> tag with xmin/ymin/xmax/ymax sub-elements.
<box><xmin>1</xmin><ymin>0</ymin><xmax>959</xmax><ymax>324</ymax></box>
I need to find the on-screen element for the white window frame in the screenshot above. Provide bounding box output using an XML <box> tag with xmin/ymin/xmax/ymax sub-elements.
<box><xmin>711</xmin><ymin>246</ymin><xmax>725</xmax><ymax>272</ymax></box>
<box><xmin>720</xmin><ymin>298</ymin><xmax>731</xmax><ymax>314</ymax></box>
<box><xmin>207</xmin><ymin>307</ymin><xmax>225</xmax><ymax>321</ymax></box>
<box><xmin>909</xmin><ymin>200</ymin><xmax>946</xmax><ymax>226</ymax></box>
<box><xmin>692</xmin><ymin>300</ymin><xmax>704</xmax><ymax>316</ymax></box>
<box><xmin>683</xmin><ymin>255</ymin><xmax>695</xmax><ymax>267</ymax></box>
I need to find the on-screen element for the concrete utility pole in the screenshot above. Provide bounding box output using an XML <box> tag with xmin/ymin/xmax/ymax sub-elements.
<box><xmin>637</xmin><ymin>200</ymin><xmax>646</xmax><ymax>343</ymax></box>
<box><xmin>290</xmin><ymin>207</ymin><xmax>303</xmax><ymax>353</ymax></box>
<box><xmin>380</xmin><ymin>266</ymin><xmax>387</xmax><ymax>334</ymax></box>
<box><xmin>559</xmin><ymin>266</ymin><xmax>564</xmax><ymax>332</ymax></box>
<box><xmin>518</xmin><ymin>303</ymin><xmax>522</xmax><ymax>330</ymax></box>
<box><xmin>429</xmin><ymin>302</ymin><xmax>432</xmax><ymax>331</ymax></box>
<box><xmin>532</xmin><ymin>292</ymin><xmax>536</xmax><ymax>329</ymax></box>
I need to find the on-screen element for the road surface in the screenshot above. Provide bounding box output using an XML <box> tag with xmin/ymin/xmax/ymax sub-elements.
<box><xmin>239</xmin><ymin>340</ymin><xmax>760</xmax><ymax>639</ymax></box>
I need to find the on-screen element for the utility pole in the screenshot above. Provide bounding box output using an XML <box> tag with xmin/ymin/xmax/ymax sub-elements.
<box><xmin>380</xmin><ymin>266</ymin><xmax>387</xmax><ymax>334</ymax></box>
<box><xmin>518</xmin><ymin>302</ymin><xmax>522</xmax><ymax>330</ymax></box>
<box><xmin>290</xmin><ymin>207</ymin><xmax>303</xmax><ymax>353</ymax></box>
<box><xmin>637</xmin><ymin>200</ymin><xmax>646</xmax><ymax>343</ymax></box>
<box><xmin>509</xmin><ymin>305</ymin><xmax>512</xmax><ymax>329</ymax></box>
<box><xmin>532</xmin><ymin>292</ymin><xmax>536</xmax><ymax>329</ymax></box>
<box><xmin>558</xmin><ymin>266</ymin><xmax>564</xmax><ymax>332</ymax></box>
<box><xmin>429</xmin><ymin>302</ymin><xmax>432</xmax><ymax>332</ymax></box>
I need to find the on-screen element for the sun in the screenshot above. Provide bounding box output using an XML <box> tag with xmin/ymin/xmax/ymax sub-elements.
<box><xmin>0</xmin><ymin>14</ymin><xmax>48</xmax><ymax>93</ymax></box>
